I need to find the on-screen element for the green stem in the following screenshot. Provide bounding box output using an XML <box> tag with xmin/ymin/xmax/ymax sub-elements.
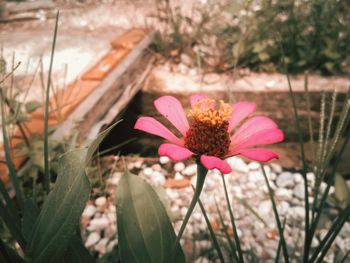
<box><xmin>171</xmin><ymin>163</ymin><xmax>207</xmax><ymax>258</ymax></box>
<box><xmin>44</xmin><ymin>11</ymin><xmax>59</xmax><ymax>194</ymax></box>
<box><xmin>197</xmin><ymin>193</ymin><xmax>225</xmax><ymax>263</ymax></box>
<box><xmin>261</xmin><ymin>164</ymin><xmax>289</xmax><ymax>263</ymax></box>
<box><xmin>221</xmin><ymin>174</ymin><xmax>244</xmax><ymax>263</ymax></box>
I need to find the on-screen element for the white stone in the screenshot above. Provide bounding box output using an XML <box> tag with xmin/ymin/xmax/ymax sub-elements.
<box><xmin>174</xmin><ymin>172</ymin><xmax>184</xmax><ymax>180</ymax></box>
<box><xmin>134</xmin><ymin>161</ymin><xmax>143</xmax><ymax>169</ymax></box>
<box><xmin>340</xmin><ymin>222</ymin><xmax>350</xmax><ymax>238</ymax></box>
<box><xmin>151</xmin><ymin>164</ymin><xmax>162</xmax><ymax>171</ymax></box>
<box><xmin>293</xmin><ymin>183</ymin><xmax>305</xmax><ymax>199</ymax></box>
<box><xmin>270</xmin><ymin>163</ymin><xmax>282</xmax><ymax>173</ymax></box>
<box><xmin>276</xmin><ymin>172</ymin><xmax>294</xmax><ymax>188</ymax></box>
<box><xmin>174</xmin><ymin>162</ymin><xmax>185</xmax><ymax>172</ymax></box>
<box><xmin>275</xmin><ymin>188</ymin><xmax>293</xmax><ymax>200</ymax></box>
<box><xmin>95</xmin><ymin>197</ymin><xmax>107</xmax><ymax>207</ymax></box>
<box><xmin>278</xmin><ymin>201</ymin><xmax>290</xmax><ymax>215</ymax></box>
<box><xmin>94</xmin><ymin>238</ymin><xmax>109</xmax><ymax>254</ymax></box>
<box><xmin>268</xmin><ymin>172</ymin><xmax>277</xmax><ymax>181</ymax></box>
<box><xmin>194</xmin><ymin>257</ymin><xmax>210</xmax><ymax>263</ymax></box>
<box><xmin>226</xmin><ymin>156</ymin><xmax>249</xmax><ymax>173</ymax></box>
<box><xmin>82</xmin><ymin>205</ymin><xmax>96</xmax><ymax>218</ymax></box>
<box><xmin>107</xmin><ymin>240</ymin><xmax>117</xmax><ymax>252</ymax></box>
<box><xmin>152</xmin><ymin>171</ymin><xmax>165</xmax><ymax>185</ymax></box>
<box><xmin>143</xmin><ymin>167</ymin><xmax>153</xmax><ymax>177</ymax></box>
<box><xmin>306</xmin><ymin>172</ymin><xmax>315</xmax><ymax>184</ymax></box>
<box><xmin>183</xmin><ymin>164</ymin><xmax>197</xmax><ymax>176</ymax></box>
<box><xmin>293</xmin><ymin>173</ymin><xmax>303</xmax><ymax>184</ymax></box>
<box><xmin>180</xmin><ymin>207</ymin><xmax>187</xmax><ymax>217</ymax></box>
<box><xmin>248</xmin><ymin>161</ymin><xmax>260</xmax><ymax>170</ymax></box>
<box><xmin>85</xmin><ymin>232</ymin><xmax>100</xmax><ymax>247</ymax></box>
<box><xmin>258</xmin><ymin>200</ymin><xmax>272</xmax><ymax>216</ymax></box>
<box><xmin>248</xmin><ymin>171</ymin><xmax>264</xmax><ymax>183</ymax></box>
<box><xmin>290</xmin><ymin>206</ymin><xmax>305</xmax><ymax>219</ymax></box>
<box><xmin>89</xmin><ymin>217</ymin><xmax>109</xmax><ymax>231</ymax></box>
<box><xmin>159</xmin><ymin>156</ymin><xmax>170</xmax><ymax>164</ymax></box>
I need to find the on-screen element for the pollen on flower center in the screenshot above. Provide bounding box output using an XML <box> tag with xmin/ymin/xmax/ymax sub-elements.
<box><xmin>184</xmin><ymin>98</ymin><xmax>232</xmax><ymax>158</ymax></box>
<box><xmin>189</xmin><ymin>99</ymin><xmax>232</xmax><ymax>126</ymax></box>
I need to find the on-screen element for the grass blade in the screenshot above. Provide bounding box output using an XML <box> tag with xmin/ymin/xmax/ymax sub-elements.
<box><xmin>221</xmin><ymin>174</ymin><xmax>244</xmax><ymax>263</ymax></box>
<box><xmin>310</xmin><ymin>204</ymin><xmax>350</xmax><ymax>262</ymax></box>
<box><xmin>215</xmin><ymin>198</ymin><xmax>239</xmax><ymax>263</ymax></box>
<box><xmin>0</xmin><ymin>196</ymin><xmax>26</xmax><ymax>250</ymax></box>
<box><xmin>261</xmin><ymin>164</ymin><xmax>289</xmax><ymax>263</ymax></box>
<box><xmin>195</xmin><ymin>188</ymin><xmax>225</xmax><ymax>263</ymax></box>
<box><xmin>280</xmin><ymin>45</ymin><xmax>310</xmax><ymax>262</ymax></box>
<box><xmin>0</xmin><ymin>89</ymin><xmax>25</xmax><ymax>209</ymax></box>
<box><xmin>44</xmin><ymin>11</ymin><xmax>59</xmax><ymax>194</ymax></box>
<box><xmin>275</xmin><ymin>219</ymin><xmax>286</xmax><ymax>263</ymax></box>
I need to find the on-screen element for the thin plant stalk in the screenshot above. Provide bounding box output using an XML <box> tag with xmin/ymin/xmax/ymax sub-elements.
<box><xmin>195</xmin><ymin>190</ymin><xmax>225</xmax><ymax>263</ymax></box>
<box><xmin>308</xmin><ymin>124</ymin><xmax>350</xmax><ymax>250</ymax></box>
<box><xmin>280</xmin><ymin>44</ymin><xmax>310</xmax><ymax>262</ymax></box>
<box><xmin>44</xmin><ymin>11</ymin><xmax>59</xmax><ymax>193</ymax></box>
<box><xmin>309</xmin><ymin>204</ymin><xmax>350</xmax><ymax>262</ymax></box>
<box><xmin>0</xmin><ymin>89</ymin><xmax>25</xmax><ymax>210</ymax></box>
<box><xmin>275</xmin><ymin>219</ymin><xmax>286</xmax><ymax>263</ymax></box>
<box><xmin>303</xmin><ymin>72</ymin><xmax>315</xmax><ymax>165</ymax></box>
<box><xmin>261</xmin><ymin>164</ymin><xmax>289</xmax><ymax>263</ymax></box>
<box><xmin>215</xmin><ymin>198</ymin><xmax>239</xmax><ymax>263</ymax></box>
<box><xmin>221</xmin><ymin>174</ymin><xmax>244</xmax><ymax>263</ymax></box>
<box><xmin>171</xmin><ymin>163</ymin><xmax>208</xmax><ymax>257</ymax></box>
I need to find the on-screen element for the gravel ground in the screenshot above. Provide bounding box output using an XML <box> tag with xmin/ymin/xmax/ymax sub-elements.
<box><xmin>81</xmin><ymin>155</ymin><xmax>350</xmax><ymax>262</ymax></box>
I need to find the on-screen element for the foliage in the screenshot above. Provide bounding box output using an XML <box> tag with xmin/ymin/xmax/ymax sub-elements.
<box><xmin>116</xmin><ymin>170</ymin><xmax>186</xmax><ymax>263</ymax></box>
<box><xmin>151</xmin><ymin>0</ymin><xmax>350</xmax><ymax>75</ymax></box>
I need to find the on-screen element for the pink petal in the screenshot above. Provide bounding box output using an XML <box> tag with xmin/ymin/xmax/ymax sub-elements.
<box><xmin>229</xmin><ymin>128</ymin><xmax>284</xmax><ymax>153</ymax></box>
<box><xmin>154</xmin><ymin>96</ymin><xmax>189</xmax><ymax>136</ymax></box>
<box><xmin>236</xmin><ymin>148</ymin><xmax>279</xmax><ymax>162</ymax></box>
<box><xmin>228</xmin><ymin>102</ymin><xmax>256</xmax><ymax>132</ymax></box>
<box><xmin>190</xmin><ymin>93</ymin><xmax>214</xmax><ymax>109</ymax></box>
<box><xmin>134</xmin><ymin>117</ymin><xmax>183</xmax><ymax>145</ymax></box>
<box><xmin>200</xmin><ymin>155</ymin><xmax>232</xmax><ymax>174</ymax></box>
<box><xmin>158</xmin><ymin>144</ymin><xmax>194</xmax><ymax>161</ymax></box>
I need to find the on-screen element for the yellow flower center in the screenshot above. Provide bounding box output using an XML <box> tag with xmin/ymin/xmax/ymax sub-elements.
<box><xmin>184</xmin><ymin>99</ymin><xmax>232</xmax><ymax>158</ymax></box>
<box><xmin>189</xmin><ymin>99</ymin><xmax>232</xmax><ymax>126</ymax></box>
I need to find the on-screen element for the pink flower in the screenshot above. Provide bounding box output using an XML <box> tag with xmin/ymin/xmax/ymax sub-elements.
<box><xmin>134</xmin><ymin>94</ymin><xmax>284</xmax><ymax>174</ymax></box>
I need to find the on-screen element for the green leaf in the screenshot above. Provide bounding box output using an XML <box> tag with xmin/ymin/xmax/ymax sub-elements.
<box><xmin>22</xmin><ymin>198</ymin><xmax>39</xmax><ymax>241</ymax></box>
<box><xmin>153</xmin><ymin>185</ymin><xmax>181</xmax><ymax>222</ymax></box>
<box><xmin>334</xmin><ymin>174</ymin><xmax>350</xmax><ymax>209</ymax></box>
<box><xmin>26</xmin><ymin>148</ymin><xmax>91</xmax><ymax>263</ymax></box>
<box><xmin>25</xmin><ymin>101</ymin><xmax>42</xmax><ymax>113</ymax></box>
<box><xmin>64</xmin><ymin>235</ymin><xmax>95</xmax><ymax>263</ymax></box>
<box><xmin>116</xmin><ymin>171</ymin><xmax>186</xmax><ymax>263</ymax></box>
<box><xmin>86</xmin><ymin>121</ymin><xmax>120</xmax><ymax>165</ymax></box>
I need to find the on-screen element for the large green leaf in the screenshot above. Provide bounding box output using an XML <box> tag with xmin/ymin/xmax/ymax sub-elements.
<box><xmin>86</xmin><ymin>121</ymin><xmax>120</xmax><ymax>165</ymax></box>
<box><xmin>116</xmin><ymin>171</ymin><xmax>186</xmax><ymax>263</ymax></box>
<box><xmin>21</xmin><ymin>198</ymin><xmax>39</xmax><ymax>241</ymax></box>
<box><xmin>64</xmin><ymin>235</ymin><xmax>95</xmax><ymax>263</ymax></box>
<box><xmin>26</xmin><ymin>148</ymin><xmax>91</xmax><ymax>263</ymax></box>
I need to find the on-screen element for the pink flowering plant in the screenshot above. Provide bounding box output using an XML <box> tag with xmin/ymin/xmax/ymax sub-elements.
<box><xmin>135</xmin><ymin>93</ymin><xmax>284</xmax><ymax>257</ymax></box>
<box><xmin>135</xmin><ymin>93</ymin><xmax>284</xmax><ymax>173</ymax></box>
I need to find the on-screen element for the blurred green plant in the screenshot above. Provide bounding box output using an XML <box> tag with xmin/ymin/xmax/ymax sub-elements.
<box><xmin>151</xmin><ymin>0</ymin><xmax>350</xmax><ymax>75</ymax></box>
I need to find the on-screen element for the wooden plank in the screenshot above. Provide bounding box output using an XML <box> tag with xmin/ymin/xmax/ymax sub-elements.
<box><xmin>51</xmin><ymin>32</ymin><xmax>154</xmax><ymax>142</ymax></box>
<box><xmin>5</xmin><ymin>1</ymin><xmax>55</xmax><ymax>14</ymax></box>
